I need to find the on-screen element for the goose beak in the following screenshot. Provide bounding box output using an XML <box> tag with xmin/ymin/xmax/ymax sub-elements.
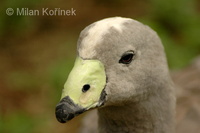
<box><xmin>55</xmin><ymin>57</ymin><xmax>106</xmax><ymax>123</ymax></box>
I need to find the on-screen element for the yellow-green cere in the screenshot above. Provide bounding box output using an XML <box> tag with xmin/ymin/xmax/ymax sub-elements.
<box><xmin>61</xmin><ymin>57</ymin><xmax>106</xmax><ymax>110</ymax></box>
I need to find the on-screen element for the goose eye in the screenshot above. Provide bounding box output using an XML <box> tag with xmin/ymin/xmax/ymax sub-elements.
<box><xmin>119</xmin><ymin>51</ymin><xmax>135</xmax><ymax>64</ymax></box>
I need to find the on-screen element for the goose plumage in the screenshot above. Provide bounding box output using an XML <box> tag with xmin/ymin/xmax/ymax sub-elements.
<box><xmin>55</xmin><ymin>17</ymin><xmax>199</xmax><ymax>133</ymax></box>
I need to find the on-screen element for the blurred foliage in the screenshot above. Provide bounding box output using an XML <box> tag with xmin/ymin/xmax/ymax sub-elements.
<box><xmin>0</xmin><ymin>0</ymin><xmax>43</xmax><ymax>37</ymax></box>
<box><xmin>145</xmin><ymin>0</ymin><xmax>200</xmax><ymax>69</ymax></box>
<box><xmin>0</xmin><ymin>0</ymin><xmax>199</xmax><ymax>133</ymax></box>
<box><xmin>1</xmin><ymin>111</ymin><xmax>36</xmax><ymax>133</ymax></box>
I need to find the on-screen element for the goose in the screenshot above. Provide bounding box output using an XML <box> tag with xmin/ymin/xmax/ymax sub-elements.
<box><xmin>55</xmin><ymin>17</ymin><xmax>176</xmax><ymax>133</ymax></box>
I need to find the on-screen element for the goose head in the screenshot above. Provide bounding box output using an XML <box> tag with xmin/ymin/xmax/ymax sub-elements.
<box><xmin>55</xmin><ymin>17</ymin><xmax>175</xmax><ymax>124</ymax></box>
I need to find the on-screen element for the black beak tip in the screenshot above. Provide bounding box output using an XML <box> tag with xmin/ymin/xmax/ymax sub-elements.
<box><xmin>55</xmin><ymin>108</ymin><xmax>66</xmax><ymax>123</ymax></box>
<box><xmin>55</xmin><ymin>106</ymin><xmax>75</xmax><ymax>123</ymax></box>
<box><xmin>55</xmin><ymin>96</ymin><xmax>86</xmax><ymax>123</ymax></box>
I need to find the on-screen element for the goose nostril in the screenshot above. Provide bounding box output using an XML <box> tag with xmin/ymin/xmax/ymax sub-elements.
<box><xmin>82</xmin><ymin>84</ymin><xmax>90</xmax><ymax>93</ymax></box>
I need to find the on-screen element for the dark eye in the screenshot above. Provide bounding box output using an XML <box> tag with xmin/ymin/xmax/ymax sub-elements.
<box><xmin>119</xmin><ymin>51</ymin><xmax>135</xmax><ymax>64</ymax></box>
